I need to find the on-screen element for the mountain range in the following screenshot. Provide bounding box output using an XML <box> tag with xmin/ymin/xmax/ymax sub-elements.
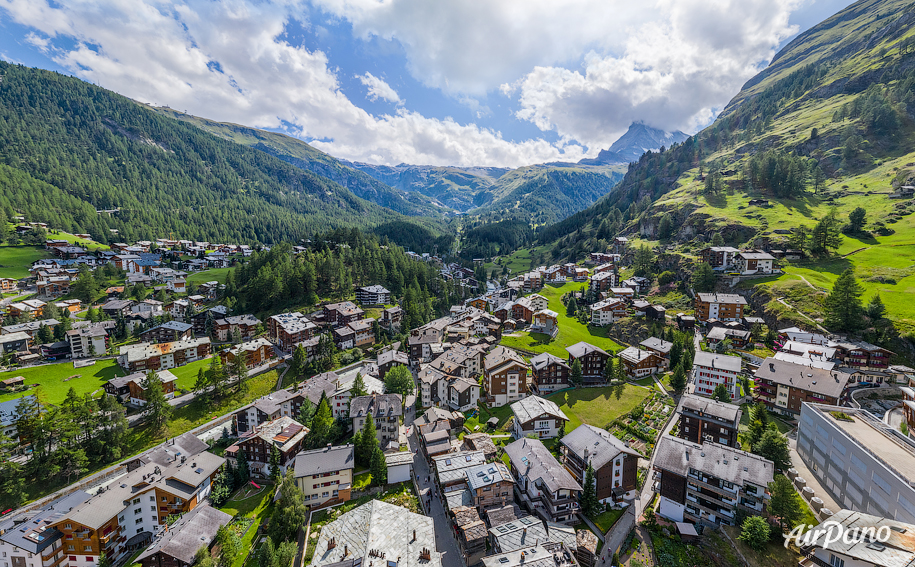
<box><xmin>579</xmin><ymin>122</ymin><xmax>689</xmax><ymax>165</ymax></box>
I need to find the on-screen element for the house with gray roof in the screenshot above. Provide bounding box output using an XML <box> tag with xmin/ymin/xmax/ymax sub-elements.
<box><xmin>350</xmin><ymin>393</ymin><xmax>403</xmax><ymax>447</ymax></box>
<box><xmin>653</xmin><ymin>436</ymin><xmax>773</xmax><ymax>526</ymax></box>
<box><xmin>510</xmin><ymin>396</ymin><xmax>569</xmax><ymax>440</ymax></box>
<box><xmin>505</xmin><ymin>438</ymin><xmax>581</xmax><ymax>524</ymax></box>
<box><xmin>294</xmin><ymin>444</ymin><xmax>355</xmax><ymax>507</ymax></box>
<box><xmin>310</xmin><ymin>500</ymin><xmax>442</xmax><ymax>567</ymax></box>
<box><xmin>137</xmin><ymin>505</ymin><xmax>232</xmax><ymax>567</ymax></box>
<box><xmin>559</xmin><ymin>425</ymin><xmax>639</xmax><ymax>503</ymax></box>
<box><xmin>482</xmin><ymin>542</ymin><xmax>579</xmax><ymax>567</ymax></box>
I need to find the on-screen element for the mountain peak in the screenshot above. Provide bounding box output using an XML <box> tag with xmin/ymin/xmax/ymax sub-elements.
<box><xmin>580</xmin><ymin>122</ymin><xmax>689</xmax><ymax>165</ymax></box>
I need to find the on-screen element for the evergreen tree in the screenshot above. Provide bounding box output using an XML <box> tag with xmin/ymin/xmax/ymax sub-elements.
<box><xmin>824</xmin><ymin>269</ymin><xmax>864</xmax><ymax>332</ymax></box>
<box><xmin>305</xmin><ymin>397</ymin><xmax>335</xmax><ymax>449</ymax></box>
<box><xmin>810</xmin><ymin>210</ymin><xmax>843</xmax><ymax>255</ymax></box>
<box><xmin>36</xmin><ymin>323</ymin><xmax>53</xmax><ymax>345</ymax></box>
<box><xmin>710</xmin><ymin>232</ymin><xmax>725</xmax><ymax>247</ymax></box>
<box><xmin>712</xmin><ymin>384</ymin><xmax>731</xmax><ymax>403</ymax></box>
<box><xmin>268</xmin><ymin>445</ymin><xmax>282</xmax><ymax>485</ymax></box>
<box><xmin>351</xmin><ymin>372</ymin><xmax>368</xmax><ymax>399</ymax></box>
<box><xmin>753</xmin><ymin>428</ymin><xmax>791</xmax><ymax>471</ymax></box>
<box><xmin>669</xmin><ymin>365</ymin><xmax>687</xmax><ymax>393</ymax></box>
<box><xmin>692</xmin><ymin>262</ymin><xmax>716</xmax><ymax>293</ymax></box>
<box><xmin>236</xmin><ymin>449</ymin><xmax>251</xmax><ymax>486</ymax></box>
<box><xmin>206</xmin><ymin>354</ymin><xmax>230</xmax><ymax>401</ymax></box>
<box><xmin>369</xmin><ymin>445</ymin><xmax>387</xmax><ymax>487</ymax></box>
<box><xmin>229</xmin><ymin>351</ymin><xmax>248</xmax><ymax>393</ymax></box>
<box><xmin>215</xmin><ymin>524</ymin><xmax>240</xmax><ymax>567</ymax></box>
<box><xmin>297</xmin><ymin>397</ymin><xmax>315</xmax><ymax>428</ymax></box>
<box><xmin>384</xmin><ymin>365</ymin><xmax>414</xmax><ymax>401</ymax></box>
<box><xmin>569</xmin><ymin>359</ymin><xmax>583</xmax><ymax>387</ymax></box>
<box><xmin>580</xmin><ymin>464</ymin><xmax>599</xmax><ymax>517</ymax></box>
<box><xmin>602</xmin><ymin>358</ymin><xmax>614</xmax><ymax>384</ymax></box>
<box><xmin>290</xmin><ymin>345</ymin><xmax>307</xmax><ymax>387</ymax></box>
<box><xmin>738</xmin><ymin>516</ymin><xmax>770</xmax><ymax>551</ymax></box>
<box><xmin>768</xmin><ymin>475</ymin><xmax>803</xmax><ymax>531</ymax></box>
<box><xmin>269</xmin><ymin>470</ymin><xmax>308</xmax><ymax>543</ymax></box>
<box><xmin>632</xmin><ymin>245</ymin><xmax>654</xmax><ymax>278</ymax></box>
<box><xmin>143</xmin><ymin>371</ymin><xmax>173</xmax><ymax>433</ymax></box>
<box><xmin>614</xmin><ymin>357</ymin><xmax>627</xmax><ymax>384</ymax></box>
<box><xmin>357</xmin><ymin>413</ymin><xmax>378</xmax><ymax>466</ymax></box>
<box><xmin>866</xmin><ymin>293</ymin><xmax>886</xmax><ymax>321</ymax></box>
<box><xmin>566</xmin><ymin>296</ymin><xmax>578</xmax><ymax>317</ymax></box>
<box><xmin>847</xmin><ymin>207</ymin><xmax>867</xmax><ymax>232</ymax></box>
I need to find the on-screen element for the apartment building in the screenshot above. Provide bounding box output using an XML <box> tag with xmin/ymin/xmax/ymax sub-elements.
<box><xmin>799</xmin><ymin>510</ymin><xmax>915</xmax><ymax>567</ymax></box>
<box><xmin>505</xmin><ymin>437</ymin><xmax>582</xmax><ymax>524</ymax></box>
<box><xmin>830</xmin><ymin>339</ymin><xmax>893</xmax><ymax>370</ymax></box>
<box><xmin>377</xmin><ymin>350</ymin><xmax>409</xmax><ymax>380</ymax></box>
<box><xmin>293</xmin><ymin>444</ymin><xmax>355</xmax><ymax>507</ymax></box>
<box><xmin>565</xmin><ymin>342</ymin><xmax>610</xmax><ymax>385</ymax></box>
<box><xmin>484</xmin><ymin>346</ymin><xmax>530</xmax><ymax>408</ymax></box>
<box><xmin>136</xmin><ymin>506</ymin><xmax>232</xmax><ymax>567</ymax></box>
<box><xmin>8</xmin><ymin>300</ymin><xmax>46</xmax><ymax>319</ymax></box>
<box><xmin>560</xmin><ymin>425</ymin><xmax>639</xmax><ymax>503</ymax></box>
<box><xmin>66</xmin><ymin>325</ymin><xmax>109</xmax><ymax>359</ymax></box>
<box><xmin>267</xmin><ymin>312</ymin><xmax>317</xmax><ymax>351</ymax></box>
<box><xmin>323</xmin><ymin>301</ymin><xmax>364</xmax><ymax>327</ymax></box>
<box><xmin>589</xmin><ymin>299</ymin><xmax>627</xmax><ymax>327</ymax></box>
<box><xmin>226</xmin><ymin>416</ymin><xmax>306</xmax><ymax>477</ymax></box>
<box><xmin>529</xmin><ymin>353</ymin><xmax>571</xmax><ymax>395</ymax></box>
<box><xmin>510</xmin><ymin>396</ymin><xmax>569</xmax><ymax>440</ymax></box>
<box><xmin>219</xmin><ymin>337</ymin><xmax>275</xmax><ymax>369</ymax></box>
<box><xmin>698</xmin><ymin>246</ymin><xmax>740</xmax><ymax>269</ymax></box>
<box><xmin>797</xmin><ymin>403</ymin><xmax>915</xmax><ymax>523</ymax></box>
<box><xmin>190</xmin><ymin>305</ymin><xmax>228</xmax><ymax>335</ymax></box>
<box><xmin>139</xmin><ymin>321</ymin><xmax>193</xmax><ymax>344</ymax></box>
<box><xmin>117</xmin><ymin>338</ymin><xmax>211</xmax><ymax>372</ymax></box>
<box><xmin>639</xmin><ymin>337</ymin><xmax>673</xmax><ymax>370</ymax></box>
<box><xmin>0</xmin><ymin>491</ymin><xmax>93</xmax><ymax>567</ymax></box>
<box><xmin>692</xmin><ymin>351</ymin><xmax>742</xmax><ymax>401</ymax></box>
<box><xmin>693</xmin><ymin>293</ymin><xmax>747</xmax><ymax>322</ymax></box>
<box><xmin>734</xmin><ymin>251</ymin><xmax>775</xmax><ymax>275</ymax></box>
<box><xmin>355</xmin><ymin>285</ymin><xmax>391</xmax><ymax>306</ymax></box>
<box><xmin>589</xmin><ymin>271</ymin><xmax>617</xmax><ymax>293</ymax></box>
<box><xmin>213</xmin><ymin>314</ymin><xmax>261</xmax><ymax>342</ymax></box>
<box><xmin>752</xmin><ymin>358</ymin><xmax>845</xmax><ymax>417</ymax></box>
<box><xmin>677</xmin><ymin>394</ymin><xmax>742</xmax><ymax>448</ymax></box>
<box><xmin>103</xmin><ymin>370</ymin><xmax>178</xmax><ymax>406</ymax></box>
<box><xmin>350</xmin><ymin>394</ymin><xmax>403</xmax><ymax>447</ymax></box>
<box><xmin>234</xmin><ymin>389</ymin><xmax>306</xmax><ymax>434</ymax></box>
<box><xmin>653</xmin><ymin>436</ymin><xmax>773</xmax><ymax>526</ymax></box>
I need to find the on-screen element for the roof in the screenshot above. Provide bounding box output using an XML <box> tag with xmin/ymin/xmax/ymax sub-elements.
<box><xmin>224</xmin><ymin>314</ymin><xmax>261</xmax><ymax>326</ymax></box>
<box><xmin>653</xmin><ymin>436</ymin><xmax>774</xmax><ymax>488</ymax></box>
<box><xmin>486</xmin><ymin>504</ymin><xmax>523</xmax><ymax>528</ymax></box>
<box><xmin>706</xmin><ymin>327</ymin><xmax>751</xmax><ymax>341</ymax></box>
<box><xmin>485</xmin><ymin>346</ymin><xmax>528</xmax><ymax>372</ymax></box>
<box><xmin>504</xmin><ymin>437</ymin><xmax>581</xmax><ymax>494</ymax></box>
<box><xmin>753</xmin><ymin>357</ymin><xmax>846</xmax><ymax>399</ymax></box>
<box><xmin>119</xmin><ymin>337</ymin><xmax>211</xmax><ymax>363</ymax></box>
<box><xmin>560</xmin><ymin>424</ymin><xmax>638</xmax><ymax>470</ymax></box>
<box><xmin>385</xmin><ymin>452</ymin><xmax>414</xmax><ymax>466</ymax></box>
<box><xmin>640</xmin><ymin>337</ymin><xmax>673</xmax><ymax>354</ymax></box>
<box><xmin>565</xmin><ymin>342</ymin><xmax>608</xmax><ymax>359</ymax></box>
<box><xmin>144</xmin><ymin>321</ymin><xmax>193</xmax><ymax>334</ymax></box>
<box><xmin>618</xmin><ymin>347</ymin><xmax>655</xmax><ymax>365</ymax></box>
<box><xmin>693</xmin><ymin>351</ymin><xmax>742</xmax><ymax>373</ymax></box>
<box><xmin>414</xmin><ymin>406</ymin><xmax>462</xmax><ymax>427</ymax></box>
<box><xmin>489</xmin><ymin>517</ymin><xmax>548</xmax><ymax>552</ymax></box>
<box><xmin>251</xmin><ymin>389</ymin><xmax>300</xmax><ymax>415</ymax></box>
<box><xmin>294</xmin><ymin>444</ymin><xmax>355</xmax><ymax>478</ymax></box>
<box><xmin>310</xmin><ymin>500</ymin><xmax>441</xmax><ymax>567</ymax></box>
<box><xmin>359</xmin><ymin>285</ymin><xmax>390</xmax><ymax>294</ymax></box>
<box><xmin>465</xmin><ymin>462</ymin><xmax>513</xmax><ymax>490</ymax></box>
<box><xmin>377</xmin><ymin>349</ymin><xmax>409</xmax><ymax>367</ymax></box>
<box><xmin>237</xmin><ymin>416</ymin><xmax>308</xmax><ymax>453</ymax></box>
<box><xmin>225</xmin><ymin>337</ymin><xmax>273</xmax><ymax>357</ymax></box>
<box><xmin>0</xmin><ymin>331</ymin><xmax>31</xmax><ymax>344</ymax></box>
<box><xmin>530</xmin><ymin>352</ymin><xmax>570</xmax><ymax>372</ymax></box>
<box><xmin>804</xmin><ymin>509</ymin><xmax>915</xmax><ymax>567</ymax></box>
<box><xmin>106</xmin><ymin>369</ymin><xmax>179</xmax><ymax>390</ymax></box>
<box><xmin>482</xmin><ymin>544</ymin><xmax>573</xmax><ymax>567</ymax></box>
<box><xmin>511</xmin><ymin>396</ymin><xmax>568</xmax><ymax>425</ymax></box>
<box><xmin>349</xmin><ymin>394</ymin><xmax>403</xmax><ymax>419</ymax></box>
<box><xmin>0</xmin><ymin>490</ymin><xmax>92</xmax><ymax>553</ymax></box>
<box><xmin>297</xmin><ymin>371</ymin><xmax>338</xmax><ymax>404</ymax></box>
<box><xmin>679</xmin><ymin>394</ymin><xmax>741</xmax><ymax>424</ymax></box>
<box><xmin>136</xmin><ymin>505</ymin><xmax>232</xmax><ymax>564</ymax></box>
<box><xmin>696</xmin><ymin>293</ymin><xmax>748</xmax><ymax>305</ymax></box>
<box><xmin>432</xmin><ymin>450</ymin><xmax>486</xmax><ymax>485</ymax></box>
<box><xmin>737</xmin><ymin>252</ymin><xmax>775</xmax><ymax>260</ymax></box>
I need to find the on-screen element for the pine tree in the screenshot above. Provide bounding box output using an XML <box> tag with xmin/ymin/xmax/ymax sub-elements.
<box><xmin>768</xmin><ymin>475</ymin><xmax>803</xmax><ymax>531</ymax></box>
<box><xmin>570</xmin><ymin>359</ymin><xmax>583</xmax><ymax>387</ymax></box>
<box><xmin>143</xmin><ymin>371</ymin><xmax>172</xmax><ymax>433</ymax></box>
<box><xmin>669</xmin><ymin>365</ymin><xmax>687</xmax><ymax>393</ymax></box>
<box><xmin>614</xmin><ymin>357</ymin><xmax>628</xmax><ymax>384</ymax></box>
<box><xmin>351</xmin><ymin>372</ymin><xmax>368</xmax><ymax>398</ymax></box>
<box><xmin>370</xmin><ymin>445</ymin><xmax>387</xmax><ymax>487</ymax></box>
<box><xmin>712</xmin><ymin>383</ymin><xmax>731</xmax><ymax>403</ymax></box>
<box><xmin>268</xmin><ymin>445</ymin><xmax>282</xmax><ymax>485</ymax></box>
<box><xmin>580</xmin><ymin>464</ymin><xmax>599</xmax><ymax>517</ymax></box>
<box><xmin>602</xmin><ymin>358</ymin><xmax>614</xmax><ymax>384</ymax></box>
<box><xmin>692</xmin><ymin>262</ymin><xmax>716</xmax><ymax>293</ymax></box>
<box><xmin>229</xmin><ymin>351</ymin><xmax>248</xmax><ymax>393</ymax></box>
<box><xmin>824</xmin><ymin>269</ymin><xmax>864</xmax><ymax>332</ymax></box>
<box><xmin>357</xmin><ymin>413</ymin><xmax>378</xmax><ymax>466</ymax></box>
<box><xmin>269</xmin><ymin>470</ymin><xmax>308</xmax><ymax>543</ymax></box>
<box><xmin>753</xmin><ymin>428</ymin><xmax>791</xmax><ymax>471</ymax></box>
<box><xmin>297</xmin><ymin>397</ymin><xmax>315</xmax><ymax>428</ymax></box>
<box><xmin>290</xmin><ymin>345</ymin><xmax>307</xmax><ymax>387</ymax></box>
<box><xmin>236</xmin><ymin>449</ymin><xmax>250</xmax><ymax>485</ymax></box>
<box><xmin>305</xmin><ymin>397</ymin><xmax>335</xmax><ymax>449</ymax></box>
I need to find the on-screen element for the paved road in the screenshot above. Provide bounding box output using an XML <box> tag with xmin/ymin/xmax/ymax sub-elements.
<box><xmin>408</xmin><ymin>430</ymin><xmax>463</xmax><ymax>567</ymax></box>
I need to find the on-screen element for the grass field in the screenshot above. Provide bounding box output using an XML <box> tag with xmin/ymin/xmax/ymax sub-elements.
<box><xmin>0</xmin><ymin>246</ymin><xmax>51</xmax><ymax>279</ymax></box>
<box><xmin>167</xmin><ymin>357</ymin><xmax>213</xmax><ymax>390</ymax></box>
<box><xmin>547</xmin><ymin>386</ymin><xmax>652</xmax><ymax>432</ymax></box>
<box><xmin>499</xmin><ymin>282</ymin><xmax>622</xmax><ymax>358</ymax></box>
<box><xmin>187</xmin><ymin>267</ymin><xmax>234</xmax><ymax>285</ymax></box>
<box><xmin>589</xmin><ymin>508</ymin><xmax>624</xmax><ymax>534</ymax></box>
<box><xmin>219</xmin><ymin>481</ymin><xmax>275</xmax><ymax>567</ymax></box>
<box><xmin>484</xmin><ymin>246</ymin><xmax>550</xmax><ymax>279</ymax></box>
<box><xmin>46</xmin><ymin>231</ymin><xmax>110</xmax><ymax>251</ymax></box>
<box><xmin>0</xmin><ymin>359</ymin><xmax>123</xmax><ymax>405</ymax></box>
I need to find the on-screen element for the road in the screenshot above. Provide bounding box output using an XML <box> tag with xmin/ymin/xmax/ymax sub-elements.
<box><xmin>408</xmin><ymin>428</ymin><xmax>463</xmax><ymax>567</ymax></box>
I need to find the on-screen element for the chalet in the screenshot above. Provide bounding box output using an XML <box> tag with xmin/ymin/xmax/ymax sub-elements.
<box><xmin>166</xmin><ymin>279</ymin><xmax>187</xmax><ymax>293</ymax></box>
<box><xmin>140</xmin><ymin>321</ymin><xmax>194</xmax><ymax>344</ymax></box>
<box><xmin>734</xmin><ymin>251</ymin><xmax>775</xmax><ymax>275</ymax></box>
<box><xmin>698</xmin><ymin>246</ymin><xmax>740</xmax><ymax>269</ymax></box>
<box><xmin>355</xmin><ymin>285</ymin><xmax>391</xmax><ymax>306</ymax></box>
<box><xmin>694</xmin><ymin>293</ymin><xmax>747</xmax><ymax>322</ymax></box>
<box><xmin>612</xmin><ymin>236</ymin><xmax>628</xmax><ymax>254</ymax></box>
<box><xmin>530</xmin><ymin>309</ymin><xmax>559</xmax><ymax>338</ymax></box>
<box><xmin>267</xmin><ymin>312</ymin><xmax>317</xmax><ymax>350</ymax></box>
<box><xmin>589</xmin><ymin>270</ymin><xmax>617</xmax><ymax>292</ymax></box>
<box><xmin>621</xmin><ymin>276</ymin><xmax>651</xmax><ymax>294</ymax></box>
<box><xmin>676</xmin><ymin>313</ymin><xmax>696</xmax><ymax>331</ymax></box>
<box><xmin>590</xmin><ymin>298</ymin><xmax>626</xmax><ymax>326</ymax></box>
<box><xmin>588</xmin><ymin>252</ymin><xmax>619</xmax><ymax>265</ymax></box>
<box><xmin>639</xmin><ymin>337</ymin><xmax>673</xmax><ymax>369</ymax></box>
<box><xmin>505</xmin><ymin>437</ymin><xmax>582</xmax><ymax>524</ymax></box>
<box><xmin>830</xmin><ymin>339</ymin><xmax>893</xmax><ymax>370</ymax></box>
<box><xmin>220</xmin><ymin>337</ymin><xmax>275</xmax><ymax>369</ymax></box>
<box><xmin>350</xmin><ymin>393</ymin><xmax>403</xmax><ymax>446</ymax></box>
<box><xmin>529</xmin><ymin>352</ymin><xmax>571</xmax><ymax>395</ymax></box>
<box><xmin>349</xmin><ymin>318</ymin><xmax>375</xmax><ymax>348</ymax></box>
<box><xmin>37</xmin><ymin>275</ymin><xmax>71</xmax><ymax>297</ymax></box>
<box><xmin>104</xmin><ymin>369</ymin><xmax>178</xmax><ymax>405</ymax></box>
<box><xmin>213</xmin><ymin>314</ymin><xmax>261</xmax><ymax>342</ymax></box>
<box><xmin>235</xmin><ymin>389</ymin><xmax>306</xmax><ymax>433</ymax></box>
<box><xmin>705</xmin><ymin>326</ymin><xmax>751</xmax><ymax>349</ymax></box>
<box><xmin>777</xmin><ymin>326</ymin><xmax>830</xmax><ymax>346</ymax></box>
<box><xmin>226</xmin><ymin>416</ymin><xmax>307</xmax><ymax>477</ymax></box>
<box><xmin>645</xmin><ymin>304</ymin><xmax>666</xmax><ymax>320</ymax></box>
<box><xmin>617</xmin><ymin>347</ymin><xmax>662</xmax><ymax>378</ymax></box>
<box><xmin>484</xmin><ymin>346</ymin><xmax>530</xmax><ymax>407</ymax></box>
<box><xmin>333</xmin><ymin>325</ymin><xmax>355</xmax><ymax>349</ymax></box>
<box><xmin>608</xmin><ymin>287</ymin><xmax>635</xmax><ymax>300</ymax></box>
<box><xmin>677</xmin><ymin>394</ymin><xmax>742</xmax><ymax>448</ymax></box>
<box><xmin>0</xmin><ymin>278</ymin><xmax>17</xmax><ymax>292</ymax></box>
<box><xmin>137</xmin><ymin>506</ymin><xmax>232</xmax><ymax>567</ymax></box>
<box><xmin>101</xmin><ymin>298</ymin><xmax>135</xmax><ymax>318</ymax></box>
<box><xmin>117</xmin><ymin>337</ymin><xmax>212</xmax><ymax>372</ymax></box>
<box><xmin>191</xmin><ymin>305</ymin><xmax>228</xmax><ymax>335</ymax></box>
<box><xmin>752</xmin><ymin>357</ymin><xmax>845</xmax><ymax>417</ymax></box>
<box><xmin>54</xmin><ymin>299</ymin><xmax>82</xmax><ymax>313</ymax></box>
<box><xmin>511</xmin><ymin>297</ymin><xmax>535</xmax><ymax>324</ymax></box>
<box><xmin>510</xmin><ymin>395</ymin><xmax>568</xmax><ymax>439</ymax></box>
<box><xmin>2</xmin><ymin>318</ymin><xmax>60</xmax><ymax>339</ymax></box>
<box><xmin>381</xmin><ymin>305</ymin><xmax>403</xmax><ymax>330</ymax></box>
<box><xmin>7</xmin><ymin>299</ymin><xmax>46</xmax><ymax>319</ymax></box>
<box><xmin>465</xmin><ymin>462</ymin><xmax>514</xmax><ymax>511</ymax></box>
<box><xmin>323</xmin><ymin>301</ymin><xmax>364</xmax><ymax>327</ymax></box>
<box><xmin>0</xmin><ymin>332</ymin><xmax>31</xmax><ymax>355</ymax></box>
<box><xmin>565</xmin><ymin>342</ymin><xmax>610</xmax><ymax>385</ymax></box>
<box><xmin>560</xmin><ymin>425</ymin><xmax>639</xmax><ymax>503</ymax></box>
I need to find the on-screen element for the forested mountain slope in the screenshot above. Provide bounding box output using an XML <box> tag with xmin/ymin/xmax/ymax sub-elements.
<box><xmin>149</xmin><ymin>108</ymin><xmax>451</xmax><ymax>217</ymax></box>
<box><xmin>0</xmin><ymin>63</ymin><xmax>437</xmax><ymax>244</ymax></box>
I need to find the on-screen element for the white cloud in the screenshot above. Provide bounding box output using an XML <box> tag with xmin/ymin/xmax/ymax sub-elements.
<box><xmin>357</xmin><ymin>72</ymin><xmax>401</xmax><ymax>103</ymax></box>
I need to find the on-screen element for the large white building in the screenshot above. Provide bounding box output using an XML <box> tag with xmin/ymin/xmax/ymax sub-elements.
<box><xmin>691</xmin><ymin>351</ymin><xmax>742</xmax><ymax>401</ymax></box>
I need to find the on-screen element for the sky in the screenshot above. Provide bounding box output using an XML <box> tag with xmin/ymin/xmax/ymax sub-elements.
<box><xmin>0</xmin><ymin>0</ymin><xmax>855</xmax><ymax>167</ymax></box>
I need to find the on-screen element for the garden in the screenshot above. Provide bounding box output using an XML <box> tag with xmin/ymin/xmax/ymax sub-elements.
<box><xmin>606</xmin><ymin>393</ymin><xmax>675</xmax><ymax>458</ymax></box>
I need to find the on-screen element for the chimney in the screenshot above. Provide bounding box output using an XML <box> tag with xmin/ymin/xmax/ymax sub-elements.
<box><xmin>328</xmin><ymin>537</ymin><xmax>336</xmax><ymax>551</ymax></box>
<box><xmin>344</xmin><ymin>545</ymin><xmax>348</xmax><ymax>558</ymax></box>
<box><xmin>412</xmin><ymin>530</ymin><xmax>416</xmax><ymax>543</ymax></box>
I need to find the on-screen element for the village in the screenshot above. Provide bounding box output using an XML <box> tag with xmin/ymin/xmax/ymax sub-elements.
<box><xmin>1</xmin><ymin>228</ymin><xmax>914</xmax><ymax>567</ymax></box>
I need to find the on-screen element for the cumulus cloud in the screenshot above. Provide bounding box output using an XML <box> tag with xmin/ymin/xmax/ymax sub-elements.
<box><xmin>357</xmin><ymin>72</ymin><xmax>401</xmax><ymax>103</ymax></box>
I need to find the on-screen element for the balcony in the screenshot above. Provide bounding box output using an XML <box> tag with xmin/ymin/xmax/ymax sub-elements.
<box><xmin>688</xmin><ymin>487</ymin><xmax>737</xmax><ymax>509</ymax></box>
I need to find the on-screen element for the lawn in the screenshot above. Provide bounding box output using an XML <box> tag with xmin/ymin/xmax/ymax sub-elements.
<box><xmin>588</xmin><ymin>508</ymin><xmax>623</xmax><ymax>534</ymax></box>
<box><xmin>499</xmin><ymin>282</ymin><xmax>622</xmax><ymax>358</ymax></box>
<box><xmin>0</xmin><ymin>246</ymin><xmax>51</xmax><ymax>279</ymax></box>
<box><xmin>0</xmin><ymin>359</ymin><xmax>123</xmax><ymax>405</ymax></box>
<box><xmin>46</xmin><ymin>231</ymin><xmax>110</xmax><ymax>251</ymax></box>
<box><xmin>719</xmin><ymin>526</ymin><xmax>803</xmax><ymax>567</ymax></box>
<box><xmin>167</xmin><ymin>357</ymin><xmax>214</xmax><ymax>390</ymax></box>
<box><xmin>484</xmin><ymin>246</ymin><xmax>550</xmax><ymax>279</ymax></box>
<box><xmin>353</xmin><ymin>471</ymin><xmax>371</xmax><ymax>490</ymax></box>
<box><xmin>219</xmin><ymin>482</ymin><xmax>275</xmax><ymax>567</ymax></box>
<box><xmin>547</xmin><ymin>386</ymin><xmax>652</xmax><ymax>432</ymax></box>
<box><xmin>465</xmin><ymin>402</ymin><xmax>514</xmax><ymax>432</ymax></box>
<box><xmin>187</xmin><ymin>267</ymin><xmax>235</xmax><ymax>285</ymax></box>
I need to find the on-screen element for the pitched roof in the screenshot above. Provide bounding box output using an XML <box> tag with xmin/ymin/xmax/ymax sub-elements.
<box><xmin>504</xmin><ymin>438</ymin><xmax>581</xmax><ymax>494</ymax></box>
<box><xmin>653</xmin><ymin>436</ymin><xmax>774</xmax><ymax>488</ymax></box>
<box><xmin>510</xmin><ymin>396</ymin><xmax>568</xmax><ymax>425</ymax></box>
<box><xmin>349</xmin><ymin>393</ymin><xmax>403</xmax><ymax>419</ymax></box>
<box><xmin>679</xmin><ymin>394</ymin><xmax>741</xmax><ymax>424</ymax></box>
<box><xmin>803</xmin><ymin>509</ymin><xmax>915</xmax><ymax>567</ymax></box>
<box><xmin>560</xmin><ymin>424</ymin><xmax>638</xmax><ymax>470</ymax></box>
<box><xmin>639</xmin><ymin>337</ymin><xmax>673</xmax><ymax>354</ymax></box>
<box><xmin>752</xmin><ymin>357</ymin><xmax>846</xmax><ymax>399</ymax></box>
<box><xmin>565</xmin><ymin>342</ymin><xmax>608</xmax><ymax>359</ymax></box>
<box><xmin>696</xmin><ymin>293</ymin><xmax>747</xmax><ymax>305</ymax></box>
<box><xmin>465</xmin><ymin>462</ymin><xmax>513</xmax><ymax>490</ymax></box>
<box><xmin>294</xmin><ymin>444</ymin><xmax>355</xmax><ymax>478</ymax></box>
<box><xmin>618</xmin><ymin>347</ymin><xmax>655</xmax><ymax>365</ymax></box>
<box><xmin>136</xmin><ymin>505</ymin><xmax>232</xmax><ymax>564</ymax></box>
<box><xmin>693</xmin><ymin>351</ymin><xmax>742</xmax><ymax>372</ymax></box>
<box><xmin>530</xmin><ymin>352</ymin><xmax>570</xmax><ymax>372</ymax></box>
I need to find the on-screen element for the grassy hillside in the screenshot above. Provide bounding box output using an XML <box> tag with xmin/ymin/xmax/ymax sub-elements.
<box><xmin>535</xmin><ymin>0</ymin><xmax>915</xmax><ymax>332</ymax></box>
<box><xmin>0</xmin><ymin>63</ymin><xmax>444</xmax><ymax>245</ymax></box>
<box><xmin>150</xmin><ymin>107</ymin><xmax>450</xmax><ymax>218</ymax></box>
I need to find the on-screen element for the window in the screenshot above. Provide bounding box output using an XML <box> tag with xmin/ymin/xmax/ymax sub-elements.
<box><xmin>87</xmin><ymin>558</ymin><xmax>94</xmax><ymax>563</ymax></box>
<box><xmin>134</xmin><ymin>508</ymin><xmax>141</xmax><ymax>515</ymax></box>
<box><xmin>83</xmin><ymin>547</ymin><xmax>91</xmax><ymax>552</ymax></box>
<box><xmin>67</xmin><ymin>547</ymin><xmax>75</xmax><ymax>552</ymax></box>
<box><xmin>828</xmin><ymin>555</ymin><xmax>844</xmax><ymax>567</ymax></box>
<box><xmin>65</xmin><ymin>524</ymin><xmax>72</xmax><ymax>530</ymax></box>
<box><xmin>135</xmin><ymin>519</ymin><xmax>142</xmax><ymax>525</ymax></box>
<box><xmin>150</xmin><ymin>506</ymin><xmax>156</xmax><ymax>511</ymax></box>
<box><xmin>132</xmin><ymin>498</ymin><xmax>140</xmax><ymax>505</ymax></box>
